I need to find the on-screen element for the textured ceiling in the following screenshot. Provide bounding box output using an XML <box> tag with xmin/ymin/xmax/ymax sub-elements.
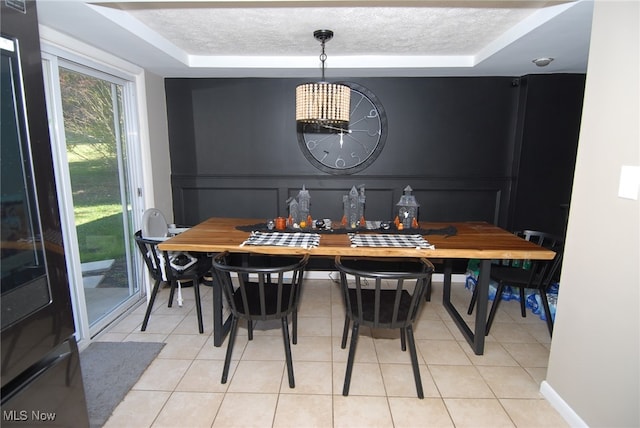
<box><xmin>119</xmin><ymin>6</ymin><xmax>535</xmax><ymax>56</ymax></box>
<box><xmin>36</xmin><ymin>0</ymin><xmax>593</xmax><ymax>78</ymax></box>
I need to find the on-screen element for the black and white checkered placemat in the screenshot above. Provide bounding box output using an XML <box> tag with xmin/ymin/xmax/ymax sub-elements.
<box><xmin>348</xmin><ymin>233</ymin><xmax>435</xmax><ymax>249</ymax></box>
<box><xmin>240</xmin><ymin>231</ymin><xmax>321</xmax><ymax>249</ymax></box>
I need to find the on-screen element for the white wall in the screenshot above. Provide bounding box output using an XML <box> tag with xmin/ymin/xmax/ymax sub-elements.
<box><xmin>143</xmin><ymin>71</ymin><xmax>174</xmax><ymax>221</ymax></box>
<box><xmin>545</xmin><ymin>1</ymin><xmax>639</xmax><ymax>426</ymax></box>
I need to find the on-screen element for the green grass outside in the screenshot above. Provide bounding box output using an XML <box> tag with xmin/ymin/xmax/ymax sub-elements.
<box><xmin>67</xmin><ymin>142</ymin><xmax>126</xmax><ymax>263</ymax></box>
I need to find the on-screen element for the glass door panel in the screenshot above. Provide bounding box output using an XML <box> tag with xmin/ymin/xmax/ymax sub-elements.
<box><xmin>59</xmin><ymin>67</ymin><xmax>137</xmax><ymax>326</ymax></box>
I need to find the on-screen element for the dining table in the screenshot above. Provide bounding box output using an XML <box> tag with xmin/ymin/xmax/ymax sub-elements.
<box><xmin>157</xmin><ymin>217</ymin><xmax>555</xmax><ymax>355</ymax></box>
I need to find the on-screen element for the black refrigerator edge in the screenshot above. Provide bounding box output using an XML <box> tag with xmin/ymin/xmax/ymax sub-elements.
<box><xmin>1</xmin><ymin>1</ymin><xmax>90</xmax><ymax>426</ymax></box>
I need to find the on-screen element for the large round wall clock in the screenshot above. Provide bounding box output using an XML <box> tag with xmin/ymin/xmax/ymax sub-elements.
<box><xmin>297</xmin><ymin>82</ymin><xmax>388</xmax><ymax>175</ymax></box>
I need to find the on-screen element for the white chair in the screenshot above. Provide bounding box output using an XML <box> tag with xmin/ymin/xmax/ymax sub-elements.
<box><xmin>141</xmin><ymin>208</ymin><xmax>170</xmax><ymax>239</ymax></box>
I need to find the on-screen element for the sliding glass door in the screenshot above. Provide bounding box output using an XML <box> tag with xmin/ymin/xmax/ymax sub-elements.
<box><xmin>43</xmin><ymin>54</ymin><xmax>143</xmax><ymax>338</ymax></box>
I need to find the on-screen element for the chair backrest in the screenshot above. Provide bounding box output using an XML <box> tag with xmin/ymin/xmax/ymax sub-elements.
<box><xmin>142</xmin><ymin>208</ymin><xmax>168</xmax><ymax>239</ymax></box>
<box><xmin>335</xmin><ymin>257</ymin><xmax>435</xmax><ymax>329</ymax></box>
<box><xmin>518</xmin><ymin>230</ymin><xmax>564</xmax><ymax>289</ymax></box>
<box><xmin>134</xmin><ymin>230</ymin><xmax>169</xmax><ymax>282</ymax></box>
<box><xmin>212</xmin><ymin>252</ymin><xmax>309</xmax><ymax>322</ymax></box>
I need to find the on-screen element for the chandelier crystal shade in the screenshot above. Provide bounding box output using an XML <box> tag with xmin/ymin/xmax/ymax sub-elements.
<box><xmin>296</xmin><ymin>30</ymin><xmax>350</xmax><ymax>129</ymax></box>
<box><xmin>295</xmin><ymin>82</ymin><xmax>350</xmax><ymax>126</ymax></box>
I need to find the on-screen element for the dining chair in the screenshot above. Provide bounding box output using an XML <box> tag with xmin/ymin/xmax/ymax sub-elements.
<box><xmin>335</xmin><ymin>256</ymin><xmax>434</xmax><ymax>398</ymax></box>
<box><xmin>141</xmin><ymin>207</ymin><xmax>212</xmax><ymax>284</ymax></box>
<box><xmin>211</xmin><ymin>252</ymin><xmax>309</xmax><ymax>388</ymax></box>
<box><xmin>134</xmin><ymin>230</ymin><xmax>209</xmax><ymax>333</ymax></box>
<box><xmin>338</xmin><ymin>260</ymin><xmax>433</xmax><ymax>348</ymax></box>
<box><xmin>467</xmin><ymin>230</ymin><xmax>564</xmax><ymax>336</ymax></box>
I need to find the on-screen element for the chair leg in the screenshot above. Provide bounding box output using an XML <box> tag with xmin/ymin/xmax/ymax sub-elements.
<box><xmin>539</xmin><ymin>289</ymin><xmax>554</xmax><ymax>337</ymax></box>
<box><xmin>221</xmin><ymin>316</ymin><xmax>238</xmax><ymax>384</ymax></box>
<box><xmin>247</xmin><ymin>320</ymin><xmax>254</xmax><ymax>341</ymax></box>
<box><xmin>485</xmin><ymin>283</ymin><xmax>505</xmax><ymax>336</ymax></box>
<box><xmin>141</xmin><ymin>279</ymin><xmax>162</xmax><ymax>331</ymax></box>
<box><xmin>281</xmin><ymin>316</ymin><xmax>295</xmax><ymax>388</ymax></box>
<box><xmin>425</xmin><ymin>278</ymin><xmax>432</xmax><ymax>302</ymax></box>
<box><xmin>342</xmin><ymin>322</ymin><xmax>360</xmax><ymax>396</ymax></box>
<box><xmin>406</xmin><ymin>325</ymin><xmax>424</xmax><ymax>399</ymax></box>
<box><xmin>340</xmin><ymin>317</ymin><xmax>350</xmax><ymax>349</ymax></box>
<box><xmin>519</xmin><ymin>287</ymin><xmax>527</xmax><ymax>318</ymax></box>
<box><xmin>193</xmin><ymin>275</ymin><xmax>204</xmax><ymax>333</ymax></box>
<box><xmin>168</xmin><ymin>280</ymin><xmax>177</xmax><ymax>308</ymax></box>
<box><xmin>467</xmin><ymin>283</ymin><xmax>478</xmax><ymax>315</ymax></box>
<box><xmin>292</xmin><ymin>309</ymin><xmax>298</xmax><ymax>345</ymax></box>
<box><xmin>400</xmin><ymin>328</ymin><xmax>407</xmax><ymax>352</ymax></box>
<box><xmin>212</xmin><ymin>276</ymin><xmax>224</xmax><ymax>347</ymax></box>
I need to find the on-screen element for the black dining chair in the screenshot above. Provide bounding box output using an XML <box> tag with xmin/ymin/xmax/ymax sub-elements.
<box><xmin>134</xmin><ymin>230</ymin><xmax>210</xmax><ymax>333</ymax></box>
<box><xmin>141</xmin><ymin>207</ymin><xmax>213</xmax><ymax>287</ymax></box>
<box><xmin>467</xmin><ymin>230</ymin><xmax>564</xmax><ymax>336</ymax></box>
<box><xmin>211</xmin><ymin>252</ymin><xmax>309</xmax><ymax>388</ymax></box>
<box><xmin>335</xmin><ymin>256</ymin><xmax>434</xmax><ymax>399</ymax></box>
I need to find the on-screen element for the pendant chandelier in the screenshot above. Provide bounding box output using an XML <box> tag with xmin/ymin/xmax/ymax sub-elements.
<box><xmin>296</xmin><ymin>30</ymin><xmax>350</xmax><ymax>130</ymax></box>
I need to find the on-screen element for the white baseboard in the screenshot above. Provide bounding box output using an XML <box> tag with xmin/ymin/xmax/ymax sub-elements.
<box><xmin>540</xmin><ymin>381</ymin><xmax>588</xmax><ymax>427</ymax></box>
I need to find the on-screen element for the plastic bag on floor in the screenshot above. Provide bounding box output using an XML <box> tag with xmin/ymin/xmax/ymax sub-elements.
<box><xmin>464</xmin><ymin>269</ymin><xmax>507</xmax><ymax>302</ymax></box>
<box><xmin>526</xmin><ymin>290</ymin><xmax>559</xmax><ymax>322</ymax></box>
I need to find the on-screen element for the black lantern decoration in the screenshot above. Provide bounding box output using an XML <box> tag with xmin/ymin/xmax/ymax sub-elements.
<box><xmin>395</xmin><ymin>185</ymin><xmax>420</xmax><ymax>230</ymax></box>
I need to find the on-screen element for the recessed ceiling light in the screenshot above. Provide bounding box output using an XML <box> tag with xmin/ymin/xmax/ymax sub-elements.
<box><xmin>533</xmin><ymin>57</ymin><xmax>554</xmax><ymax>67</ymax></box>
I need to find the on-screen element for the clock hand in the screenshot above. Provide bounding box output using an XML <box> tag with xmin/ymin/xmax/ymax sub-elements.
<box><xmin>318</xmin><ymin>123</ymin><xmax>352</xmax><ymax>148</ymax></box>
<box><xmin>321</xmin><ymin>124</ymin><xmax>353</xmax><ymax>134</ymax></box>
<box><xmin>349</xmin><ymin>128</ymin><xmax>380</xmax><ymax>137</ymax></box>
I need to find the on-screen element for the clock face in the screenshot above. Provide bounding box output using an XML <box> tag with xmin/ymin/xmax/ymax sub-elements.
<box><xmin>297</xmin><ymin>82</ymin><xmax>388</xmax><ymax>175</ymax></box>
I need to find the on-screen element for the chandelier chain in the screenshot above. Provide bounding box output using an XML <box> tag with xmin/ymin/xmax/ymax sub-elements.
<box><xmin>320</xmin><ymin>40</ymin><xmax>327</xmax><ymax>81</ymax></box>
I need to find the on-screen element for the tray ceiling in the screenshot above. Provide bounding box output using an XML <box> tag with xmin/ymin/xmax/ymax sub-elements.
<box><xmin>36</xmin><ymin>0</ymin><xmax>593</xmax><ymax>78</ymax></box>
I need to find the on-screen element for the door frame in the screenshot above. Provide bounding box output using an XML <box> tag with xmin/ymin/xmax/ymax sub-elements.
<box><xmin>41</xmin><ymin>45</ymin><xmax>147</xmax><ymax>342</ymax></box>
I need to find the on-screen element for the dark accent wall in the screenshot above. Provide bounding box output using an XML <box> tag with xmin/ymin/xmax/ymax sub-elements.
<box><xmin>509</xmin><ymin>74</ymin><xmax>585</xmax><ymax>236</ymax></box>
<box><xmin>165</xmin><ymin>75</ymin><xmax>584</xmax><ymax>236</ymax></box>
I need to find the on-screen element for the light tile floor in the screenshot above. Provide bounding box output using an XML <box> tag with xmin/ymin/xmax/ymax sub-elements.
<box><xmin>97</xmin><ymin>277</ymin><xmax>568</xmax><ymax>427</ymax></box>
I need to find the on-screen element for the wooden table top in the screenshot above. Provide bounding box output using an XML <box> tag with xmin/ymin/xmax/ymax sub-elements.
<box><xmin>157</xmin><ymin>217</ymin><xmax>555</xmax><ymax>261</ymax></box>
